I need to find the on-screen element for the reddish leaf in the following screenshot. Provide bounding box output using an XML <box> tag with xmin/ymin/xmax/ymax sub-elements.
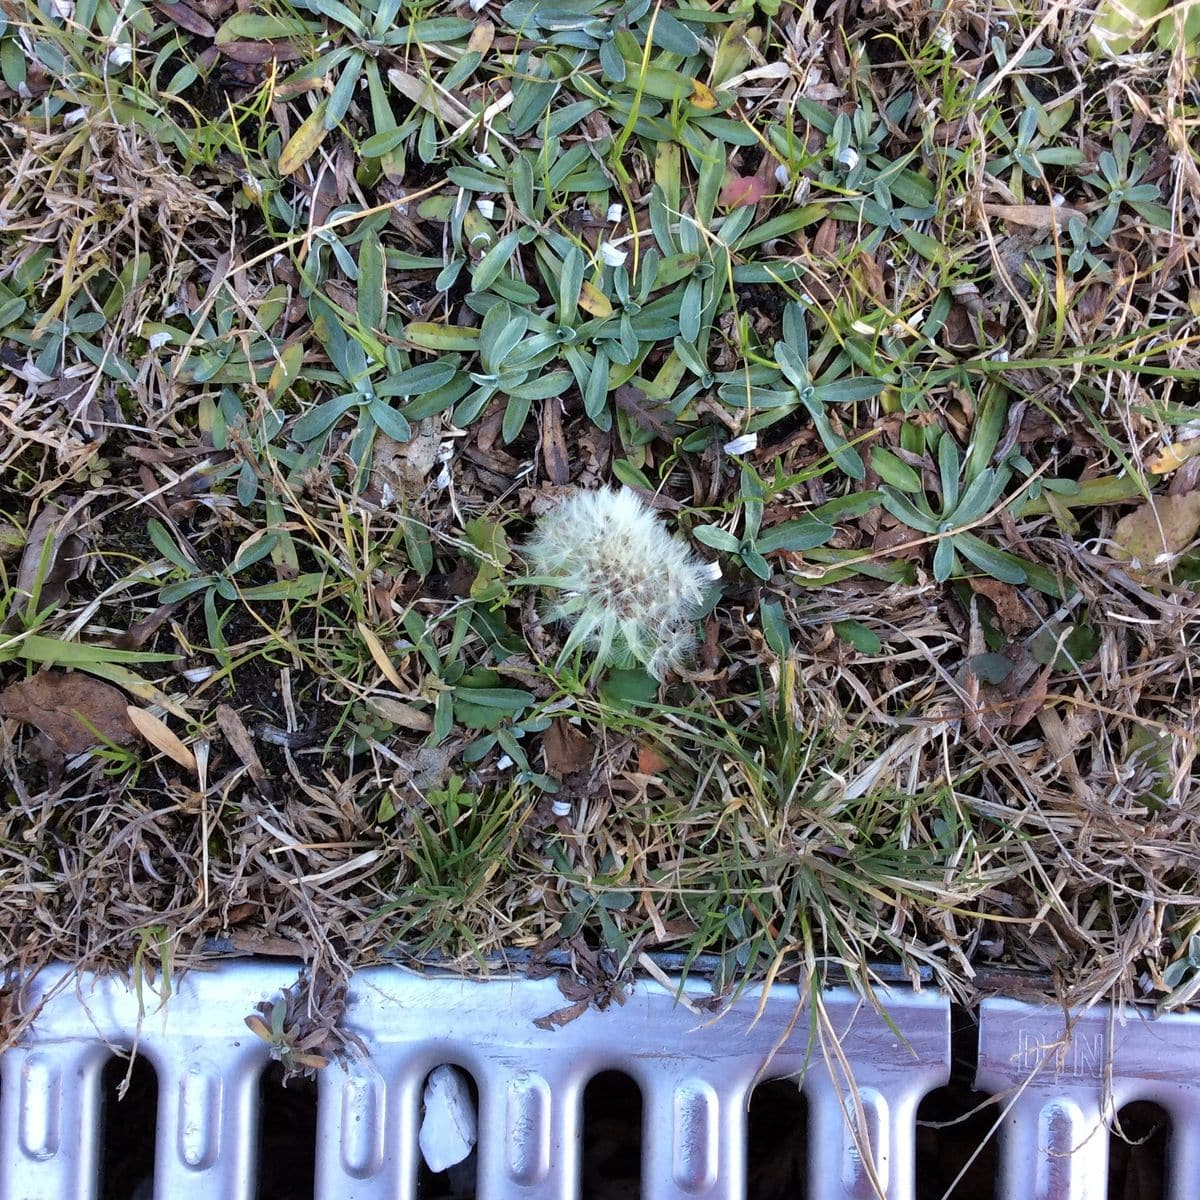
<box><xmin>720</xmin><ymin>173</ymin><xmax>771</xmax><ymax>208</ymax></box>
<box><xmin>637</xmin><ymin>744</ymin><xmax>670</xmax><ymax>775</ymax></box>
<box><xmin>217</xmin><ymin>39</ymin><xmax>302</xmax><ymax>63</ymax></box>
<box><xmin>153</xmin><ymin>0</ymin><xmax>216</xmax><ymax>37</ymax></box>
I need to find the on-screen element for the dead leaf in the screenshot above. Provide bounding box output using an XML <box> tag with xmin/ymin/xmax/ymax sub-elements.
<box><xmin>720</xmin><ymin>173</ymin><xmax>771</xmax><ymax>208</ymax></box>
<box><xmin>0</xmin><ymin>671</ymin><xmax>136</xmax><ymax>755</ymax></box>
<box><xmin>278</xmin><ymin>101</ymin><xmax>329</xmax><ymax>176</ymax></box>
<box><xmin>637</xmin><ymin>744</ymin><xmax>669</xmax><ymax>774</ymax></box>
<box><xmin>688</xmin><ymin>78</ymin><xmax>717</xmax><ymax>109</ymax></box>
<box><xmin>467</xmin><ymin>18</ymin><xmax>494</xmax><ymax>54</ymax></box>
<box><xmin>13</xmin><ymin>504</ymin><xmax>88</xmax><ymax>620</ymax></box>
<box><xmin>228</xmin><ymin>930</ymin><xmax>307</xmax><ymax>956</ymax></box>
<box><xmin>1147</xmin><ymin>439</ymin><xmax>1200</xmax><ymax>475</ymax></box>
<box><xmin>116</xmin><ymin>601</ymin><xmax>182</xmax><ymax>650</ymax></box>
<box><xmin>403</xmin><ymin>744</ymin><xmax>454</xmax><ymax>793</ymax></box>
<box><xmin>372</xmin><ymin>419</ymin><xmax>440</xmax><ymax>498</ymax></box>
<box><xmin>542</xmin><ymin>717</ymin><xmax>593</xmax><ymax>779</ymax></box>
<box><xmin>613</xmin><ymin>383</ymin><xmax>683</xmax><ymax>439</ymax></box>
<box><xmin>982</xmin><ymin>202</ymin><xmax>1085</xmax><ymax>229</ymax></box>
<box><xmin>218</xmin><ymin>39</ymin><xmax>304</xmax><ymax>63</ymax></box>
<box><xmin>215</xmin><ymin>703</ymin><xmax>269</xmax><ymax>791</ymax></box>
<box><xmin>386</xmin><ymin>68</ymin><xmax>464</xmax><ymax>123</ymax></box>
<box><xmin>541</xmin><ymin>398</ymin><xmax>570</xmax><ymax>486</ymax></box>
<box><xmin>153</xmin><ymin>0</ymin><xmax>216</xmax><ymax>37</ymax></box>
<box><xmin>126</xmin><ymin>705</ymin><xmax>198</xmax><ymax>773</ymax></box>
<box><xmin>365</xmin><ymin>695</ymin><xmax>433</xmax><ymax>732</ymax></box>
<box><xmin>968</xmin><ymin>576</ymin><xmax>1034</xmax><ymax>635</ymax></box>
<box><xmin>1112</xmin><ymin>492</ymin><xmax>1200</xmax><ymax>569</ymax></box>
<box><xmin>577</xmin><ymin>281</ymin><xmax>613</xmax><ymax>318</ymax></box>
<box><xmin>1010</xmin><ymin>664</ymin><xmax>1051</xmax><ymax>730</ymax></box>
<box><xmin>357</xmin><ymin>622</ymin><xmax>406</xmax><ymax>688</ymax></box>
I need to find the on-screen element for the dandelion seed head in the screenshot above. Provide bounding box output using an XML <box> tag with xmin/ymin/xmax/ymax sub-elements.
<box><xmin>524</xmin><ymin>487</ymin><xmax>711</xmax><ymax>679</ymax></box>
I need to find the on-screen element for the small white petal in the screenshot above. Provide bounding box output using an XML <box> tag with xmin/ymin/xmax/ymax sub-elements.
<box><xmin>148</xmin><ymin>331</ymin><xmax>172</xmax><ymax>350</ymax></box>
<box><xmin>606</xmin><ymin>203</ymin><xmax>624</xmax><ymax>223</ymax></box>
<box><xmin>107</xmin><ymin>43</ymin><xmax>132</xmax><ymax>68</ymax></box>
<box><xmin>496</xmin><ymin>755</ymin><xmax>515</xmax><ymax>771</ymax></box>
<box><xmin>699</xmin><ymin>561</ymin><xmax>723</xmax><ymax>582</ymax></box>
<box><xmin>774</xmin><ymin>164</ymin><xmax>790</xmax><ymax>185</ymax></box>
<box><xmin>835</xmin><ymin>146</ymin><xmax>859</xmax><ymax>170</ymax></box>
<box><xmin>551</xmin><ymin>800</ymin><xmax>572</xmax><ymax>816</ymax></box>
<box><xmin>63</xmin><ymin>107</ymin><xmax>87</xmax><ymax>127</ymax></box>
<box><xmin>475</xmin><ymin>198</ymin><xmax>495</xmax><ymax>219</ymax></box>
<box><xmin>477</xmin><ymin>153</ymin><xmax>498</xmax><ymax>169</ymax></box>
<box><xmin>599</xmin><ymin>242</ymin><xmax>627</xmax><ymax>267</ymax></box>
<box><xmin>723</xmin><ymin>433</ymin><xmax>758</xmax><ymax>455</ymax></box>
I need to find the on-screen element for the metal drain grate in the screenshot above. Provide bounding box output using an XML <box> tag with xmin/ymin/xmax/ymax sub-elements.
<box><xmin>977</xmin><ymin>996</ymin><xmax>1198</xmax><ymax>1200</ymax></box>
<box><xmin>0</xmin><ymin>962</ymin><xmax>1191</xmax><ymax>1199</ymax></box>
<box><xmin>1</xmin><ymin>962</ymin><xmax>948</xmax><ymax>1200</ymax></box>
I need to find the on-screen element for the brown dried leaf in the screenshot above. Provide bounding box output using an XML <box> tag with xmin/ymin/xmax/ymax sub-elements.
<box><xmin>1010</xmin><ymin>664</ymin><xmax>1051</xmax><ymax>730</ymax></box>
<box><xmin>1112</xmin><ymin>493</ymin><xmax>1200</xmax><ymax>569</ymax></box>
<box><xmin>215</xmin><ymin>703</ymin><xmax>268</xmax><ymax>788</ymax></box>
<box><xmin>968</xmin><ymin>576</ymin><xmax>1035</xmax><ymax>635</ymax></box>
<box><xmin>542</xmin><ymin>717</ymin><xmax>593</xmax><ymax>779</ymax></box>
<box><xmin>364</xmin><ymin>695</ymin><xmax>433</xmax><ymax>732</ymax></box>
<box><xmin>637</xmin><ymin>744</ymin><xmax>669</xmax><ymax>775</ymax></box>
<box><xmin>126</xmin><ymin>705</ymin><xmax>198</xmax><ymax>773</ymax></box>
<box><xmin>153</xmin><ymin>0</ymin><xmax>216</xmax><ymax>37</ymax></box>
<box><xmin>218</xmin><ymin>39</ymin><xmax>303</xmax><ymax>63</ymax></box>
<box><xmin>14</xmin><ymin>504</ymin><xmax>87</xmax><ymax>617</ymax></box>
<box><xmin>541</xmin><ymin>398</ymin><xmax>570</xmax><ymax>486</ymax></box>
<box><xmin>467</xmin><ymin>18</ymin><xmax>494</xmax><ymax>53</ymax></box>
<box><xmin>372</xmin><ymin>419</ymin><xmax>440</xmax><ymax>496</ymax></box>
<box><xmin>983</xmin><ymin>203</ymin><xmax>1085</xmax><ymax>229</ymax></box>
<box><xmin>0</xmin><ymin>671</ymin><xmax>136</xmax><ymax>755</ymax></box>
<box><xmin>357</xmin><ymin>622</ymin><xmax>405</xmax><ymax>689</ymax></box>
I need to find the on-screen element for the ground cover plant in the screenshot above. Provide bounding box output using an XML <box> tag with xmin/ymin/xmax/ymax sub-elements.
<box><xmin>0</xmin><ymin>0</ymin><xmax>1198</xmax><ymax>1017</ymax></box>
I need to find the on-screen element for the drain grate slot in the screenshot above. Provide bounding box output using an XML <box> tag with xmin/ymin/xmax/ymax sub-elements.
<box><xmin>1109</xmin><ymin>1101</ymin><xmax>1168</xmax><ymax>1200</ymax></box>
<box><xmin>100</xmin><ymin>1055</ymin><xmax>157</xmax><ymax>1200</ymax></box>
<box><xmin>418</xmin><ymin>1065</ymin><xmax>479</xmax><ymax>1199</ymax></box>
<box><xmin>915</xmin><ymin>1013</ymin><xmax>997</xmax><ymax>1200</ymax></box>
<box><xmin>257</xmin><ymin>1063</ymin><xmax>317</xmax><ymax>1200</ymax></box>
<box><xmin>582</xmin><ymin>1071</ymin><xmax>642</xmax><ymax>1200</ymax></box>
<box><xmin>745</xmin><ymin>1078</ymin><xmax>807</xmax><ymax>1200</ymax></box>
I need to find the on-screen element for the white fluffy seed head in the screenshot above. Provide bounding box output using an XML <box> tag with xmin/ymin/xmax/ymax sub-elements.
<box><xmin>524</xmin><ymin>487</ymin><xmax>711</xmax><ymax>680</ymax></box>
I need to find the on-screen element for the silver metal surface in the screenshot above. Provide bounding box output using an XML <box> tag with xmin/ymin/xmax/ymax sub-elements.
<box><xmin>977</xmin><ymin>996</ymin><xmax>1200</xmax><ymax>1200</ymax></box>
<box><xmin>0</xmin><ymin>962</ymin><xmax>950</xmax><ymax>1200</ymax></box>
